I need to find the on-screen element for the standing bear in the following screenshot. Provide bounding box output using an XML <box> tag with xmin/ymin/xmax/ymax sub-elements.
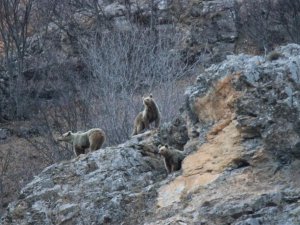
<box><xmin>132</xmin><ymin>94</ymin><xmax>160</xmax><ymax>136</ymax></box>
<box><xmin>158</xmin><ymin>145</ymin><xmax>185</xmax><ymax>174</ymax></box>
<box><xmin>58</xmin><ymin>128</ymin><xmax>106</xmax><ymax>156</ymax></box>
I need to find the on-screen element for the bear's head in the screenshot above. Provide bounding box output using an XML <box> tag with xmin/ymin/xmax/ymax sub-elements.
<box><xmin>143</xmin><ymin>94</ymin><xmax>154</xmax><ymax>107</ymax></box>
<box><xmin>58</xmin><ymin>131</ymin><xmax>72</xmax><ymax>142</ymax></box>
<box><xmin>158</xmin><ymin>144</ymin><xmax>169</xmax><ymax>156</ymax></box>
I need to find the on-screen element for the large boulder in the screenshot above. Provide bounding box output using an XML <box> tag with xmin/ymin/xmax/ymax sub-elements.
<box><xmin>152</xmin><ymin>44</ymin><xmax>300</xmax><ymax>224</ymax></box>
<box><xmin>1</xmin><ymin>144</ymin><xmax>165</xmax><ymax>225</ymax></box>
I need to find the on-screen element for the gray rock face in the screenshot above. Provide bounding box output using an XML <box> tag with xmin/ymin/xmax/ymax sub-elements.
<box><xmin>180</xmin><ymin>0</ymin><xmax>237</xmax><ymax>65</ymax></box>
<box><xmin>188</xmin><ymin>44</ymin><xmax>300</xmax><ymax>164</ymax></box>
<box><xmin>158</xmin><ymin>43</ymin><xmax>300</xmax><ymax>225</ymax></box>
<box><xmin>1</xmin><ymin>146</ymin><xmax>165</xmax><ymax>225</ymax></box>
<box><xmin>94</xmin><ymin>0</ymin><xmax>238</xmax><ymax>65</ymax></box>
<box><xmin>158</xmin><ymin>116</ymin><xmax>189</xmax><ymax>150</ymax></box>
<box><xmin>236</xmin><ymin>75</ymin><xmax>299</xmax><ymax>164</ymax></box>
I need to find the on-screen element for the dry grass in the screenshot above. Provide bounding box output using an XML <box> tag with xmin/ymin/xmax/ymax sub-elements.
<box><xmin>267</xmin><ymin>51</ymin><xmax>283</xmax><ymax>61</ymax></box>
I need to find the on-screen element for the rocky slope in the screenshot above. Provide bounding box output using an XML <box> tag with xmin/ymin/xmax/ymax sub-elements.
<box><xmin>1</xmin><ymin>44</ymin><xmax>300</xmax><ymax>225</ymax></box>
<box><xmin>151</xmin><ymin>44</ymin><xmax>300</xmax><ymax>224</ymax></box>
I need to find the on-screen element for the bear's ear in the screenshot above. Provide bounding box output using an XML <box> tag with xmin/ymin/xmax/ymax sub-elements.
<box><xmin>164</xmin><ymin>144</ymin><xmax>168</xmax><ymax>148</ymax></box>
<box><xmin>149</xmin><ymin>94</ymin><xmax>153</xmax><ymax>98</ymax></box>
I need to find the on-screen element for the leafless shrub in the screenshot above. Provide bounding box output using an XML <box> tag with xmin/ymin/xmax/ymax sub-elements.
<box><xmin>0</xmin><ymin>150</ymin><xmax>13</xmax><ymax>208</ymax></box>
<box><xmin>266</xmin><ymin>51</ymin><xmax>282</xmax><ymax>61</ymax></box>
<box><xmin>0</xmin><ymin>145</ymin><xmax>50</xmax><ymax>213</ymax></box>
<box><xmin>24</xmin><ymin>58</ymin><xmax>91</xmax><ymax>161</ymax></box>
<box><xmin>0</xmin><ymin>0</ymin><xmax>34</xmax><ymax>120</ymax></box>
<box><xmin>26</xmin><ymin>27</ymin><xmax>197</xmax><ymax>162</ymax></box>
<box><xmin>80</xmin><ymin>28</ymin><xmax>197</xmax><ymax>145</ymax></box>
<box><xmin>274</xmin><ymin>0</ymin><xmax>300</xmax><ymax>44</ymax></box>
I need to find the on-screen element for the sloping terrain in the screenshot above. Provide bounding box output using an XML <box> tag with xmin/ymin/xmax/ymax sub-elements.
<box><xmin>150</xmin><ymin>44</ymin><xmax>300</xmax><ymax>224</ymax></box>
<box><xmin>1</xmin><ymin>44</ymin><xmax>300</xmax><ymax>225</ymax></box>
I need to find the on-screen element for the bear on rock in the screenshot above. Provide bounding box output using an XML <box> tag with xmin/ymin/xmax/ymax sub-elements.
<box><xmin>58</xmin><ymin>128</ymin><xmax>106</xmax><ymax>156</ymax></box>
<box><xmin>158</xmin><ymin>145</ymin><xmax>185</xmax><ymax>174</ymax></box>
<box><xmin>132</xmin><ymin>94</ymin><xmax>160</xmax><ymax>136</ymax></box>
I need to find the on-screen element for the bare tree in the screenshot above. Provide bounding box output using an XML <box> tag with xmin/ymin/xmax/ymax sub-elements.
<box><xmin>234</xmin><ymin>0</ymin><xmax>275</xmax><ymax>54</ymax></box>
<box><xmin>0</xmin><ymin>0</ymin><xmax>34</xmax><ymax>119</ymax></box>
<box><xmin>234</xmin><ymin>0</ymin><xmax>300</xmax><ymax>54</ymax></box>
<box><xmin>275</xmin><ymin>0</ymin><xmax>300</xmax><ymax>44</ymax></box>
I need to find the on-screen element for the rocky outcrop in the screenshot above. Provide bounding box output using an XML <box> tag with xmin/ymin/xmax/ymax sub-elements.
<box><xmin>152</xmin><ymin>44</ymin><xmax>300</xmax><ymax>224</ymax></box>
<box><xmin>178</xmin><ymin>0</ymin><xmax>237</xmax><ymax>65</ymax></box>
<box><xmin>1</xmin><ymin>44</ymin><xmax>300</xmax><ymax>225</ymax></box>
<box><xmin>1</xmin><ymin>141</ymin><xmax>166</xmax><ymax>225</ymax></box>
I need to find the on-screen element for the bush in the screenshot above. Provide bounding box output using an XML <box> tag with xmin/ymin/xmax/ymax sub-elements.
<box><xmin>28</xmin><ymin>27</ymin><xmax>198</xmax><ymax>161</ymax></box>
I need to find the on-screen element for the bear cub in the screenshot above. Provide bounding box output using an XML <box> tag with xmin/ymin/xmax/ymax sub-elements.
<box><xmin>58</xmin><ymin>128</ymin><xmax>106</xmax><ymax>156</ymax></box>
<box><xmin>132</xmin><ymin>94</ymin><xmax>160</xmax><ymax>136</ymax></box>
<box><xmin>158</xmin><ymin>144</ymin><xmax>185</xmax><ymax>174</ymax></box>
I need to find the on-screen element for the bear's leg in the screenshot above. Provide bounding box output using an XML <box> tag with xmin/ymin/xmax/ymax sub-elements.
<box><xmin>74</xmin><ymin>146</ymin><xmax>85</xmax><ymax>156</ymax></box>
<box><xmin>144</xmin><ymin>120</ymin><xmax>150</xmax><ymax>130</ymax></box>
<box><xmin>177</xmin><ymin>160</ymin><xmax>182</xmax><ymax>170</ymax></box>
<box><xmin>136</xmin><ymin>123</ymin><xmax>145</xmax><ymax>134</ymax></box>
<box><xmin>171</xmin><ymin>164</ymin><xmax>176</xmax><ymax>172</ymax></box>
<box><xmin>132</xmin><ymin>126</ymin><xmax>137</xmax><ymax>136</ymax></box>
<box><xmin>89</xmin><ymin>135</ymin><xmax>104</xmax><ymax>151</ymax></box>
<box><xmin>154</xmin><ymin>118</ymin><xmax>160</xmax><ymax>128</ymax></box>
<box><xmin>164</xmin><ymin>160</ymin><xmax>171</xmax><ymax>174</ymax></box>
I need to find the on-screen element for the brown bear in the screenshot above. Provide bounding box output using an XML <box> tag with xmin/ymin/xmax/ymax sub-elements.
<box><xmin>158</xmin><ymin>144</ymin><xmax>185</xmax><ymax>174</ymax></box>
<box><xmin>58</xmin><ymin>128</ymin><xmax>106</xmax><ymax>156</ymax></box>
<box><xmin>132</xmin><ymin>94</ymin><xmax>160</xmax><ymax>136</ymax></box>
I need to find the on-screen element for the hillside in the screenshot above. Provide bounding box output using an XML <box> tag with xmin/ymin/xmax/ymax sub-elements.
<box><xmin>1</xmin><ymin>44</ymin><xmax>300</xmax><ymax>225</ymax></box>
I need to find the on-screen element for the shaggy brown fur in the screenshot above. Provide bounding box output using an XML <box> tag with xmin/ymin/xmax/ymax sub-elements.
<box><xmin>132</xmin><ymin>94</ymin><xmax>160</xmax><ymax>136</ymax></box>
<box><xmin>132</xmin><ymin>94</ymin><xmax>160</xmax><ymax>135</ymax></box>
<box><xmin>58</xmin><ymin>128</ymin><xmax>106</xmax><ymax>156</ymax></box>
<box><xmin>158</xmin><ymin>145</ymin><xmax>185</xmax><ymax>174</ymax></box>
